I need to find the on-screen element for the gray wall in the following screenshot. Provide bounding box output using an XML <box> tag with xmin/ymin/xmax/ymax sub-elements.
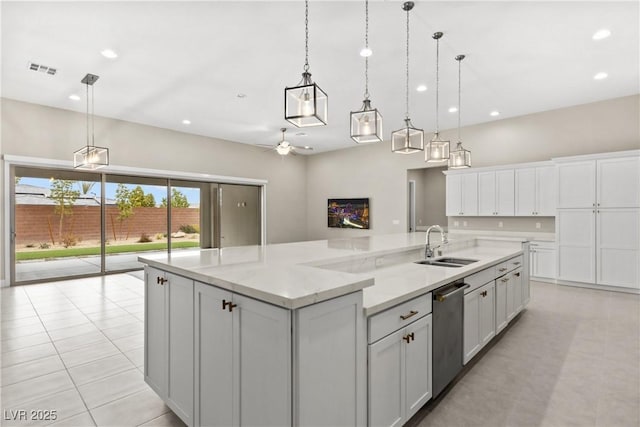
<box><xmin>0</xmin><ymin>98</ymin><xmax>309</xmax><ymax>281</ymax></box>
<box><xmin>306</xmin><ymin>95</ymin><xmax>640</xmax><ymax>240</ymax></box>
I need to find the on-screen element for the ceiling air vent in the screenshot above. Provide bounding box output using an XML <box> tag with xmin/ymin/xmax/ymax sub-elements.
<box><xmin>28</xmin><ymin>62</ymin><xmax>57</xmax><ymax>76</ymax></box>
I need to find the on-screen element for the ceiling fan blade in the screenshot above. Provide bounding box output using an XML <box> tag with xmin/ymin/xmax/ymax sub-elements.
<box><xmin>256</xmin><ymin>144</ymin><xmax>275</xmax><ymax>149</ymax></box>
<box><xmin>291</xmin><ymin>145</ymin><xmax>314</xmax><ymax>151</ymax></box>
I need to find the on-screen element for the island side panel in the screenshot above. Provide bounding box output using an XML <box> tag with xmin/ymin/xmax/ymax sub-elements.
<box><xmin>293</xmin><ymin>291</ymin><xmax>366</xmax><ymax>427</ymax></box>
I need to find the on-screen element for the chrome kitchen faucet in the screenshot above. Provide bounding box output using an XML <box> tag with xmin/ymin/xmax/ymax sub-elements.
<box><xmin>425</xmin><ymin>225</ymin><xmax>448</xmax><ymax>259</ymax></box>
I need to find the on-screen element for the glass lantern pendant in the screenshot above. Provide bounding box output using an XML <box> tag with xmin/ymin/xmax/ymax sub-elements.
<box><xmin>449</xmin><ymin>54</ymin><xmax>472</xmax><ymax>169</ymax></box>
<box><xmin>285</xmin><ymin>0</ymin><xmax>327</xmax><ymax>128</ymax></box>
<box><xmin>392</xmin><ymin>118</ymin><xmax>424</xmax><ymax>153</ymax></box>
<box><xmin>350</xmin><ymin>0</ymin><xmax>383</xmax><ymax>144</ymax></box>
<box><xmin>392</xmin><ymin>1</ymin><xmax>424</xmax><ymax>154</ymax></box>
<box><xmin>74</xmin><ymin>73</ymin><xmax>109</xmax><ymax>169</ymax></box>
<box><xmin>351</xmin><ymin>99</ymin><xmax>383</xmax><ymax>143</ymax></box>
<box><xmin>425</xmin><ymin>32</ymin><xmax>450</xmax><ymax>163</ymax></box>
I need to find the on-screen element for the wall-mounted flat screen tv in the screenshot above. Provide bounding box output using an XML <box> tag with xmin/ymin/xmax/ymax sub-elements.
<box><xmin>328</xmin><ymin>198</ymin><xmax>370</xmax><ymax>229</ymax></box>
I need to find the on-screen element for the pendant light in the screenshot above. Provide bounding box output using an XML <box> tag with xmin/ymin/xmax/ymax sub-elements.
<box><xmin>391</xmin><ymin>1</ymin><xmax>424</xmax><ymax>154</ymax></box>
<box><xmin>284</xmin><ymin>0</ymin><xmax>328</xmax><ymax>127</ymax></box>
<box><xmin>425</xmin><ymin>32</ymin><xmax>450</xmax><ymax>162</ymax></box>
<box><xmin>449</xmin><ymin>54</ymin><xmax>472</xmax><ymax>168</ymax></box>
<box><xmin>350</xmin><ymin>0</ymin><xmax>383</xmax><ymax>144</ymax></box>
<box><xmin>73</xmin><ymin>73</ymin><xmax>109</xmax><ymax>169</ymax></box>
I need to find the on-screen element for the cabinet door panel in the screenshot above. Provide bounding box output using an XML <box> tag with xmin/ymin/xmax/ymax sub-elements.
<box><xmin>505</xmin><ymin>276</ymin><xmax>516</xmax><ymax>321</ymax></box>
<box><xmin>478</xmin><ymin>172</ymin><xmax>497</xmax><ymax>216</ymax></box>
<box><xmin>295</xmin><ymin>292</ymin><xmax>363</xmax><ymax>426</ymax></box>
<box><xmin>479</xmin><ymin>284</ymin><xmax>496</xmax><ymax>347</ymax></box>
<box><xmin>144</xmin><ymin>267</ymin><xmax>166</xmax><ymax>397</ymax></box>
<box><xmin>496</xmin><ymin>170</ymin><xmax>515</xmax><ymax>216</ymax></box>
<box><xmin>536</xmin><ymin>166</ymin><xmax>556</xmax><ymax>216</ymax></box>
<box><xmin>597</xmin><ymin>158</ymin><xmax>640</xmax><ymax>208</ymax></box>
<box><xmin>235</xmin><ymin>294</ymin><xmax>291</xmax><ymax>426</ymax></box>
<box><xmin>515</xmin><ymin>168</ymin><xmax>536</xmax><ymax>216</ymax></box>
<box><xmin>532</xmin><ymin>248</ymin><xmax>556</xmax><ymax>279</ymax></box>
<box><xmin>195</xmin><ymin>283</ymin><xmax>234</xmax><ymax>427</ymax></box>
<box><xmin>557</xmin><ymin>161</ymin><xmax>596</xmax><ymax>208</ymax></box>
<box><xmin>368</xmin><ymin>329</ymin><xmax>404</xmax><ymax>427</ymax></box>
<box><xmin>405</xmin><ymin>315</ymin><xmax>432</xmax><ymax>420</ymax></box>
<box><xmin>597</xmin><ymin>209</ymin><xmax>640</xmax><ymax>289</ymax></box>
<box><xmin>463</xmin><ymin>289</ymin><xmax>481</xmax><ymax>365</ymax></box>
<box><xmin>446</xmin><ymin>175</ymin><xmax>463</xmax><ymax>216</ymax></box>
<box><xmin>557</xmin><ymin>209</ymin><xmax>596</xmax><ymax>283</ymax></box>
<box><xmin>512</xmin><ymin>270</ymin><xmax>523</xmax><ymax>315</ymax></box>
<box><xmin>495</xmin><ymin>279</ymin><xmax>508</xmax><ymax>334</ymax></box>
<box><xmin>461</xmin><ymin>173</ymin><xmax>478</xmax><ymax>216</ymax></box>
<box><xmin>166</xmin><ymin>273</ymin><xmax>194</xmax><ymax>425</ymax></box>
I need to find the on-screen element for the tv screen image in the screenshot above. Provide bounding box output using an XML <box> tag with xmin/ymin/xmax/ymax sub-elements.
<box><xmin>328</xmin><ymin>198</ymin><xmax>370</xmax><ymax>229</ymax></box>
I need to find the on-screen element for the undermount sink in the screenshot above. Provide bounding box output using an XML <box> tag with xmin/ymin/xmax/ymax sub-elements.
<box><xmin>414</xmin><ymin>257</ymin><xmax>478</xmax><ymax>268</ymax></box>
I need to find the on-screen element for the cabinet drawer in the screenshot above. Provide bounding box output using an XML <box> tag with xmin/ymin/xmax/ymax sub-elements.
<box><xmin>368</xmin><ymin>293</ymin><xmax>431</xmax><ymax>344</ymax></box>
<box><xmin>464</xmin><ymin>266</ymin><xmax>496</xmax><ymax>294</ymax></box>
<box><xmin>496</xmin><ymin>255</ymin><xmax>523</xmax><ymax>276</ymax></box>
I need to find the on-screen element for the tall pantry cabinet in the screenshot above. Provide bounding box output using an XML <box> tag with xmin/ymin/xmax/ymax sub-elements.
<box><xmin>556</xmin><ymin>151</ymin><xmax>640</xmax><ymax>289</ymax></box>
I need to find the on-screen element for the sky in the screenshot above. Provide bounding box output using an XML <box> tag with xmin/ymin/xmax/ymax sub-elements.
<box><xmin>17</xmin><ymin>177</ymin><xmax>201</xmax><ymax>206</ymax></box>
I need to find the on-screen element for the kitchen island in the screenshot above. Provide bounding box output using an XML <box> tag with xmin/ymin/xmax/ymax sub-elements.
<box><xmin>139</xmin><ymin>233</ymin><xmax>528</xmax><ymax>427</ymax></box>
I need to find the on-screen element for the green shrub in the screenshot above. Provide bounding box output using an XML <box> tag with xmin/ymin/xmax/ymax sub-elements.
<box><xmin>138</xmin><ymin>233</ymin><xmax>152</xmax><ymax>243</ymax></box>
<box><xmin>39</xmin><ymin>242</ymin><xmax>50</xmax><ymax>249</ymax></box>
<box><xmin>179</xmin><ymin>224</ymin><xmax>200</xmax><ymax>234</ymax></box>
<box><xmin>155</xmin><ymin>233</ymin><xmax>164</xmax><ymax>241</ymax></box>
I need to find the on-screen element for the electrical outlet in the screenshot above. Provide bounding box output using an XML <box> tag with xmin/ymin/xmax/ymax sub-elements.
<box><xmin>498</xmin><ymin>221</ymin><xmax>503</xmax><ymax>228</ymax></box>
<box><xmin>418</xmin><ymin>219</ymin><xmax>422</xmax><ymax>224</ymax></box>
<box><xmin>392</xmin><ymin>219</ymin><xmax>400</xmax><ymax>225</ymax></box>
<box><xmin>536</xmin><ymin>222</ymin><xmax>541</xmax><ymax>229</ymax></box>
<box><xmin>454</xmin><ymin>221</ymin><xmax>459</xmax><ymax>227</ymax></box>
<box><xmin>463</xmin><ymin>221</ymin><xmax>468</xmax><ymax>227</ymax></box>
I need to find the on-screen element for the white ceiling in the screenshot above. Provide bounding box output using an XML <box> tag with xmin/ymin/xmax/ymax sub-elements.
<box><xmin>2</xmin><ymin>1</ymin><xmax>638</xmax><ymax>153</ymax></box>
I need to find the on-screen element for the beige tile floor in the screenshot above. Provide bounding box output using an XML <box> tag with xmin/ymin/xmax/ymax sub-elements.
<box><xmin>1</xmin><ymin>276</ymin><xmax>638</xmax><ymax>427</ymax></box>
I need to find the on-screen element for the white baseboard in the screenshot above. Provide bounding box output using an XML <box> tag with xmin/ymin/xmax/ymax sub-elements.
<box><xmin>556</xmin><ymin>279</ymin><xmax>639</xmax><ymax>295</ymax></box>
<box><xmin>530</xmin><ymin>276</ymin><xmax>557</xmax><ymax>284</ymax></box>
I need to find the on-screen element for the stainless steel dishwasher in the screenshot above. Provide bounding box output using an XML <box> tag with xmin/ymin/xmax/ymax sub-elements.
<box><xmin>432</xmin><ymin>280</ymin><xmax>469</xmax><ymax>397</ymax></box>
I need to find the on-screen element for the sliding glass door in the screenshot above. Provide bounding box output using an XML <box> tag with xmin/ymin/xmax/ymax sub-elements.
<box><xmin>12</xmin><ymin>166</ymin><xmax>102</xmax><ymax>283</ymax></box>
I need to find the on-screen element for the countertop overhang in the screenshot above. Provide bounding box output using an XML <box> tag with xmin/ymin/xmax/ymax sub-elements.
<box><xmin>139</xmin><ymin>233</ymin><xmax>526</xmax><ymax>313</ymax></box>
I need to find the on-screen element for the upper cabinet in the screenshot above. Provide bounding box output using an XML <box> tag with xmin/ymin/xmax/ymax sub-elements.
<box><xmin>478</xmin><ymin>170</ymin><xmax>514</xmax><ymax>216</ymax></box>
<box><xmin>557</xmin><ymin>156</ymin><xmax>640</xmax><ymax>209</ymax></box>
<box><xmin>446</xmin><ymin>173</ymin><xmax>478</xmax><ymax>216</ymax></box>
<box><xmin>515</xmin><ymin>165</ymin><xmax>556</xmax><ymax>216</ymax></box>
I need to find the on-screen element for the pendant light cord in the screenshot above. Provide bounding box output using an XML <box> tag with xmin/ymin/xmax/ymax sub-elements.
<box><xmin>457</xmin><ymin>56</ymin><xmax>461</xmax><ymax>142</ymax></box>
<box><xmin>85</xmin><ymin>82</ymin><xmax>90</xmax><ymax>147</ymax></box>
<box><xmin>364</xmin><ymin>0</ymin><xmax>369</xmax><ymax>100</ymax></box>
<box><xmin>304</xmin><ymin>0</ymin><xmax>310</xmax><ymax>72</ymax></box>
<box><xmin>435</xmin><ymin>36</ymin><xmax>440</xmax><ymax>134</ymax></box>
<box><xmin>405</xmin><ymin>6</ymin><xmax>410</xmax><ymax>119</ymax></box>
<box><xmin>91</xmin><ymin>84</ymin><xmax>95</xmax><ymax>147</ymax></box>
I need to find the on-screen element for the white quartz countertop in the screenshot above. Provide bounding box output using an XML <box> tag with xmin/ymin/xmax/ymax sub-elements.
<box><xmin>139</xmin><ymin>233</ymin><xmax>524</xmax><ymax>312</ymax></box>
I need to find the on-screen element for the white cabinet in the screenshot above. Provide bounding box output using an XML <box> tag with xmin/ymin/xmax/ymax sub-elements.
<box><xmin>194</xmin><ymin>282</ymin><xmax>291</xmax><ymax>427</ymax></box>
<box><xmin>144</xmin><ymin>267</ymin><xmax>166</xmax><ymax>398</ymax></box>
<box><xmin>446</xmin><ymin>173</ymin><xmax>478</xmax><ymax>216</ymax></box>
<box><xmin>557</xmin><ymin>156</ymin><xmax>640</xmax><ymax>209</ymax></box>
<box><xmin>515</xmin><ymin>165</ymin><xmax>556</xmax><ymax>216</ymax></box>
<box><xmin>596</xmin><ymin>209</ymin><xmax>640</xmax><ymax>289</ymax></box>
<box><xmin>144</xmin><ymin>268</ymin><xmax>194</xmax><ymax>426</ymax></box>
<box><xmin>478</xmin><ymin>170</ymin><xmax>514</xmax><ymax>216</ymax></box>
<box><xmin>556</xmin><ymin>153</ymin><xmax>640</xmax><ymax>289</ymax></box>
<box><xmin>530</xmin><ymin>241</ymin><xmax>556</xmax><ymax>280</ymax></box>
<box><xmin>368</xmin><ymin>315</ymin><xmax>432</xmax><ymax>427</ymax></box>
<box><xmin>495</xmin><ymin>277</ymin><xmax>508</xmax><ymax>334</ymax></box>
<box><xmin>463</xmin><ymin>282</ymin><xmax>495</xmax><ymax>365</ymax></box>
<box><xmin>495</xmin><ymin>268</ymin><xmax>523</xmax><ymax>331</ymax></box>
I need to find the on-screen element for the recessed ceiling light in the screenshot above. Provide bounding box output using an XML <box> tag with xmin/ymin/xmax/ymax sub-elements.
<box><xmin>416</xmin><ymin>85</ymin><xmax>427</xmax><ymax>92</ymax></box>
<box><xmin>100</xmin><ymin>49</ymin><xmax>118</xmax><ymax>59</ymax></box>
<box><xmin>236</xmin><ymin>93</ymin><xmax>247</xmax><ymax>98</ymax></box>
<box><xmin>69</xmin><ymin>94</ymin><xmax>81</xmax><ymax>101</ymax></box>
<box><xmin>490</xmin><ymin>111</ymin><xmax>500</xmax><ymax>117</ymax></box>
<box><xmin>593</xmin><ymin>72</ymin><xmax>608</xmax><ymax>80</ymax></box>
<box><xmin>296</xmin><ymin>132</ymin><xmax>307</xmax><ymax>136</ymax></box>
<box><xmin>448</xmin><ymin>106</ymin><xmax>458</xmax><ymax>113</ymax></box>
<box><xmin>592</xmin><ymin>29</ymin><xmax>611</xmax><ymax>40</ymax></box>
<box><xmin>359</xmin><ymin>47</ymin><xmax>372</xmax><ymax>57</ymax></box>
<box><xmin>182</xmin><ymin>119</ymin><xmax>191</xmax><ymax>125</ymax></box>
<box><xmin>304</xmin><ymin>146</ymin><xmax>311</xmax><ymax>149</ymax></box>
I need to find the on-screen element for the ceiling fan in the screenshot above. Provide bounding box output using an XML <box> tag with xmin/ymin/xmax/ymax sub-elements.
<box><xmin>259</xmin><ymin>128</ymin><xmax>314</xmax><ymax>156</ymax></box>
